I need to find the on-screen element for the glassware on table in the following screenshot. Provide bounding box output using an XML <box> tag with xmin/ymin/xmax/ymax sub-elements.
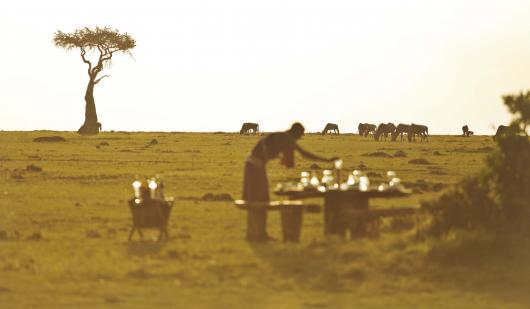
<box><xmin>359</xmin><ymin>175</ymin><xmax>370</xmax><ymax>191</ymax></box>
<box><xmin>300</xmin><ymin>171</ymin><xmax>310</xmax><ymax>187</ymax></box>
<box><xmin>148</xmin><ymin>177</ymin><xmax>158</xmax><ymax>199</ymax></box>
<box><xmin>378</xmin><ymin>183</ymin><xmax>389</xmax><ymax>191</ymax></box>
<box><xmin>132</xmin><ymin>178</ymin><xmax>142</xmax><ymax>198</ymax></box>
<box><xmin>389</xmin><ymin>177</ymin><xmax>401</xmax><ymax>188</ymax></box>
<box><xmin>321</xmin><ymin>170</ymin><xmax>334</xmax><ymax>187</ymax></box>
<box><xmin>310</xmin><ymin>172</ymin><xmax>320</xmax><ymax>187</ymax></box>
<box><xmin>387</xmin><ymin>170</ymin><xmax>400</xmax><ymax>188</ymax></box>
<box><xmin>333</xmin><ymin>159</ymin><xmax>343</xmax><ymax>184</ymax></box>
<box><xmin>347</xmin><ymin>170</ymin><xmax>361</xmax><ymax>187</ymax></box>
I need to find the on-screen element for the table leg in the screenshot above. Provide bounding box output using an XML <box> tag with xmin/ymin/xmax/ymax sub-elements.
<box><xmin>324</xmin><ymin>194</ymin><xmax>369</xmax><ymax>239</ymax></box>
<box><xmin>128</xmin><ymin>227</ymin><xmax>136</xmax><ymax>241</ymax></box>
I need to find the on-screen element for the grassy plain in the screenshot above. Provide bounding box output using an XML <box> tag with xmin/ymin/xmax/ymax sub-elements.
<box><xmin>0</xmin><ymin>131</ymin><xmax>529</xmax><ymax>308</ymax></box>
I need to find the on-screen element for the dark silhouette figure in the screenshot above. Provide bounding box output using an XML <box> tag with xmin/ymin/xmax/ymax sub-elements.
<box><xmin>374</xmin><ymin>123</ymin><xmax>396</xmax><ymax>141</ymax></box>
<box><xmin>322</xmin><ymin>123</ymin><xmax>340</xmax><ymax>134</ymax></box>
<box><xmin>240</xmin><ymin>123</ymin><xmax>260</xmax><ymax>134</ymax></box>
<box><xmin>363</xmin><ymin>123</ymin><xmax>377</xmax><ymax>137</ymax></box>
<box><xmin>494</xmin><ymin>125</ymin><xmax>510</xmax><ymax>140</ymax></box>
<box><xmin>462</xmin><ymin>125</ymin><xmax>473</xmax><ymax>137</ymax></box>
<box><xmin>54</xmin><ymin>27</ymin><xmax>136</xmax><ymax>135</ymax></box>
<box><xmin>391</xmin><ymin>123</ymin><xmax>410</xmax><ymax>141</ymax></box>
<box><xmin>97</xmin><ymin>122</ymin><xmax>102</xmax><ymax>132</ymax></box>
<box><xmin>358</xmin><ymin>123</ymin><xmax>365</xmax><ymax>136</ymax></box>
<box><xmin>408</xmin><ymin>124</ymin><xmax>429</xmax><ymax>142</ymax></box>
<box><xmin>242</xmin><ymin>122</ymin><xmax>337</xmax><ymax>241</ymax></box>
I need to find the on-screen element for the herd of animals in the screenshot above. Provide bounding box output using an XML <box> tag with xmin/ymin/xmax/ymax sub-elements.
<box><xmin>239</xmin><ymin>122</ymin><xmax>513</xmax><ymax>141</ymax></box>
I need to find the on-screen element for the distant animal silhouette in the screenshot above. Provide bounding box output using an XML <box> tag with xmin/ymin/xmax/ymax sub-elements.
<box><xmin>240</xmin><ymin>123</ymin><xmax>259</xmax><ymax>134</ymax></box>
<box><xmin>408</xmin><ymin>124</ymin><xmax>429</xmax><ymax>142</ymax></box>
<box><xmin>322</xmin><ymin>123</ymin><xmax>340</xmax><ymax>134</ymax></box>
<box><xmin>97</xmin><ymin>122</ymin><xmax>102</xmax><ymax>132</ymax></box>
<box><xmin>363</xmin><ymin>123</ymin><xmax>376</xmax><ymax>137</ymax></box>
<box><xmin>462</xmin><ymin>125</ymin><xmax>473</xmax><ymax>137</ymax></box>
<box><xmin>374</xmin><ymin>123</ymin><xmax>396</xmax><ymax>141</ymax></box>
<box><xmin>391</xmin><ymin>123</ymin><xmax>410</xmax><ymax>141</ymax></box>
<box><xmin>358</xmin><ymin>123</ymin><xmax>366</xmax><ymax>136</ymax></box>
<box><xmin>494</xmin><ymin>125</ymin><xmax>511</xmax><ymax>140</ymax></box>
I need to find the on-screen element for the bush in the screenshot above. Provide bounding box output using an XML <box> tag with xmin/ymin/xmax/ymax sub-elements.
<box><xmin>423</xmin><ymin>91</ymin><xmax>530</xmax><ymax>235</ymax></box>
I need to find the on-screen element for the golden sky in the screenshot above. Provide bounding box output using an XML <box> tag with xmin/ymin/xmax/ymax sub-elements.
<box><xmin>1</xmin><ymin>0</ymin><xmax>530</xmax><ymax>134</ymax></box>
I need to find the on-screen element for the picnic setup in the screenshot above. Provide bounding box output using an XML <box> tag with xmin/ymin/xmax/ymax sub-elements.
<box><xmin>235</xmin><ymin>159</ymin><xmax>416</xmax><ymax>242</ymax></box>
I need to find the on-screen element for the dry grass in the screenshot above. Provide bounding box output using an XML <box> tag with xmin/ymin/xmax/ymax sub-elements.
<box><xmin>0</xmin><ymin>131</ymin><xmax>528</xmax><ymax>308</ymax></box>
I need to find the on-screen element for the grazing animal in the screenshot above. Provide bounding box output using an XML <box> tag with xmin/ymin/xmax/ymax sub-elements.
<box><xmin>322</xmin><ymin>123</ymin><xmax>340</xmax><ymax>134</ymax></box>
<box><xmin>358</xmin><ymin>123</ymin><xmax>366</xmax><ymax>136</ymax></box>
<box><xmin>240</xmin><ymin>122</ymin><xmax>260</xmax><ymax>134</ymax></box>
<box><xmin>494</xmin><ymin>125</ymin><xmax>511</xmax><ymax>140</ymax></box>
<box><xmin>97</xmin><ymin>122</ymin><xmax>102</xmax><ymax>132</ymax></box>
<box><xmin>408</xmin><ymin>124</ymin><xmax>429</xmax><ymax>142</ymax></box>
<box><xmin>374</xmin><ymin>123</ymin><xmax>396</xmax><ymax>141</ymax></box>
<box><xmin>391</xmin><ymin>123</ymin><xmax>410</xmax><ymax>141</ymax></box>
<box><xmin>462</xmin><ymin>125</ymin><xmax>472</xmax><ymax>137</ymax></box>
<box><xmin>363</xmin><ymin>123</ymin><xmax>377</xmax><ymax>137</ymax></box>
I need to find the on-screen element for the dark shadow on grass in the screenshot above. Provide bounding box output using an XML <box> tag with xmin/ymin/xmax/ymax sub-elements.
<box><xmin>423</xmin><ymin>234</ymin><xmax>530</xmax><ymax>307</ymax></box>
<box><xmin>249</xmin><ymin>241</ymin><xmax>349</xmax><ymax>291</ymax></box>
<box><xmin>127</xmin><ymin>240</ymin><xmax>165</xmax><ymax>257</ymax></box>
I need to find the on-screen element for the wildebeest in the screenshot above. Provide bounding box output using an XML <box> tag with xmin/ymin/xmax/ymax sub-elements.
<box><xmin>358</xmin><ymin>123</ymin><xmax>366</xmax><ymax>136</ymax></box>
<box><xmin>391</xmin><ymin>123</ymin><xmax>410</xmax><ymax>141</ymax></box>
<box><xmin>240</xmin><ymin>122</ymin><xmax>259</xmax><ymax>134</ymax></box>
<box><xmin>97</xmin><ymin>122</ymin><xmax>102</xmax><ymax>132</ymax></box>
<box><xmin>322</xmin><ymin>123</ymin><xmax>340</xmax><ymax>134</ymax></box>
<box><xmin>374</xmin><ymin>123</ymin><xmax>396</xmax><ymax>141</ymax></box>
<box><xmin>462</xmin><ymin>125</ymin><xmax>472</xmax><ymax>137</ymax></box>
<box><xmin>364</xmin><ymin>123</ymin><xmax>377</xmax><ymax>137</ymax></box>
<box><xmin>408</xmin><ymin>124</ymin><xmax>429</xmax><ymax>142</ymax></box>
<box><xmin>494</xmin><ymin>125</ymin><xmax>511</xmax><ymax>140</ymax></box>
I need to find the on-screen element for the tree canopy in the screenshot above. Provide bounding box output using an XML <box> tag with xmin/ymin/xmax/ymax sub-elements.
<box><xmin>54</xmin><ymin>27</ymin><xmax>136</xmax><ymax>83</ymax></box>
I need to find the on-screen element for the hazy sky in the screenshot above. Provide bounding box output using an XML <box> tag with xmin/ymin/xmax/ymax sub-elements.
<box><xmin>2</xmin><ymin>0</ymin><xmax>530</xmax><ymax>134</ymax></box>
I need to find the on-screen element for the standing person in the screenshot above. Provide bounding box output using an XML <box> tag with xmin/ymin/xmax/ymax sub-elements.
<box><xmin>243</xmin><ymin>122</ymin><xmax>337</xmax><ymax>241</ymax></box>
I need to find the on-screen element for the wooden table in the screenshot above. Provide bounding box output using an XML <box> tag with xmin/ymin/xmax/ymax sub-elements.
<box><xmin>275</xmin><ymin>184</ymin><xmax>413</xmax><ymax>238</ymax></box>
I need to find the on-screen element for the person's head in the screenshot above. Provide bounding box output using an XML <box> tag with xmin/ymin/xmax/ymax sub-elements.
<box><xmin>288</xmin><ymin>122</ymin><xmax>305</xmax><ymax>139</ymax></box>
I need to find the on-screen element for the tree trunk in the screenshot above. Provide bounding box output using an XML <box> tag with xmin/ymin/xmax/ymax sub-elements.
<box><xmin>77</xmin><ymin>79</ymin><xmax>99</xmax><ymax>135</ymax></box>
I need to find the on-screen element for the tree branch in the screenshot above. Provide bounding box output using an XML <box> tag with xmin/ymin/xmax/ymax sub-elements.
<box><xmin>94</xmin><ymin>75</ymin><xmax>110</xmax><ymax>84</ymax></box>
<box><xmin>80</xmin><ymin>48</ymin><xmax>92</xmax><ymax>76</ymax></box>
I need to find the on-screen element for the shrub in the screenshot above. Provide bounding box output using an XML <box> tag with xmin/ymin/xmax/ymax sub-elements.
<box><xmin>423</xmin><ymin>91</ymin><xmax>530</xmax><ymax>235</ymax></box>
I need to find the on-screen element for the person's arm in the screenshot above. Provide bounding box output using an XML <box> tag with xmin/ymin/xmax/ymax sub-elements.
<box><xmin>295</xmin><ymin>144</ymin><xmax>336</xmax><ymax>162</ymax></box>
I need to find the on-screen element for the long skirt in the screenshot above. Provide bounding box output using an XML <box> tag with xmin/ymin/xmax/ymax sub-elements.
<box><xmin>242</xmin><ymin>160</ymin><xmax>269</xmax><ymax>241</ymax></box>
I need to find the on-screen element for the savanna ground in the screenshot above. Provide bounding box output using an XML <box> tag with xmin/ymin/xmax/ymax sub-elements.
<box><xmin>1</xmin><ymin>131</ymin><xmax>529</xmax><ymax>308</ymax></box>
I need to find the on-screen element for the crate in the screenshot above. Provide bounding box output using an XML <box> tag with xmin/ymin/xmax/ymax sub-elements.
<box><xmin>128</xmin><ymin>197</ymin><xmax>174</xmax><ymax>241</ymax></box>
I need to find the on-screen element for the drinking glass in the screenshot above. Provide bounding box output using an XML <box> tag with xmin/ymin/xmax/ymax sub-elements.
<box><xmin>359</xmin><ymin>176</ymin><xmax>370</xmax><ymax>191</ymax></box>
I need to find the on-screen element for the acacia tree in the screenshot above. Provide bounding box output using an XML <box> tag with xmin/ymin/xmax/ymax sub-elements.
<box><xmin>54</xmin><ymin>27</ymin><xmax>136</xmax><ymax>134</ymax></box>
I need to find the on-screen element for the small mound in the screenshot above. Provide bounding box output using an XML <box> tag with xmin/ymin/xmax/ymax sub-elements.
<box><xmin>309</xmin><ymin>163</ymin><xmax>321</xmax><ymax>170</ymax></box>
<box><xmin>362</xmin><ymin>151</ymin><xmax>392</xmax><ymax>158</ymax></box>
<box><xmin>26</xmin><ymin>164</ymin><xmax>42</xmax><ymax>172</ymax></box>
<box><xmin>99</xmin><ymin>141</ymin><xmax>110</xmax><ymax>146</ymax></box>
<box><xmin>32</xmin><ymin>136</ymin><xmax>66</xmax><ymax>143</ymax></box>
<box><xmin>393</xmin><ymin>150</ymin><xmax>407</xmax><ymax>157</ymax></box>
<box><xmin>432</xmin><ymin>151</ymin><xmax>444</xmax><ymax>156</ymax></box>
<box><xmin>408</xmin><ymin>158</ymin><xmax>430</xmax><ymax>165</ymax></box>
<box><xmin>476</xmin><ymin>146</ymin><xmax>494</xmax><ymax>152</ymax></box>
<box><xmin>201</xmin><ymin>193</ymin><xmax>234</xmax><ymax>201</ymax></box>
